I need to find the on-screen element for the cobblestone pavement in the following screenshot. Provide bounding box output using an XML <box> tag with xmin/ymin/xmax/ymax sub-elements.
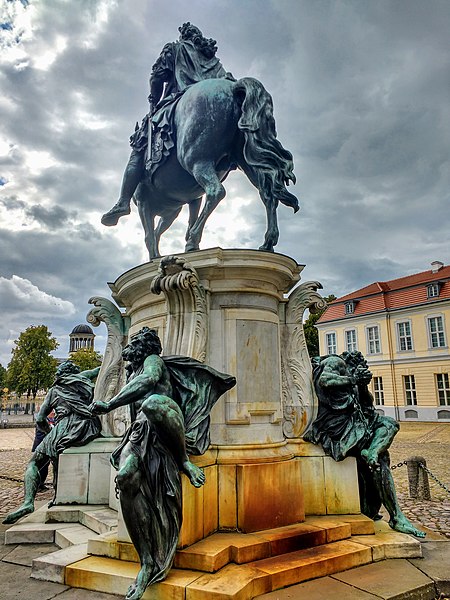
<box><xmin>0</xmin><ymin>423</ymin><xmax>449</xmax><ymax>536</ymax></box>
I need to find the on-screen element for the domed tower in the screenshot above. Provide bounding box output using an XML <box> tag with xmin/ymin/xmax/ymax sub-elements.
<box><xmin>69</xmin><ymin>324</ymin><xmax>95</xmax><ymax>353</ymax></box>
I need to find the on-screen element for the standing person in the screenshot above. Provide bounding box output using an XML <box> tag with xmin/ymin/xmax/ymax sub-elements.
<box><xmin>3</xmin><ymin>362</ymin><xmax>101</xmax><ymax>524</ymax></box>
<box><xmin>101</xmin><ymin>22</ymin><xmax>234</xmax><ymax>227</ymax></box>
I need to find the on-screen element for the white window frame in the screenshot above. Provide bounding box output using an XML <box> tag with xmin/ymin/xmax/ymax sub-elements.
<box><xmin>427</xmin><ymin>315</ymin><xmax>446</xmax><ymax>349</ymax></box>
<box><xmin>345</xmin><ymin>302</ymin><xmax>354</xmax><ymax>315</ymax></box>
<box><xmin>345</xmin><ymin>329</ymin><xmax>357</xmax><ymax>352</ymax></box>
<box><xmin>366</xmin><ymin>325</ymin><xmax>381</xmax><ymax>355</ymax></box>
<box><xmin>396</xmin><ymin>320</ymin><xmax>413</xmax><ymax>352</ymax></box>
<box><xmin>403</xmin><ymin>374</ymin><xmax>417</xmax><ymax>406</ymax></box>
<box><xmin>427</xmin><ymin>283</ymin><xmax>440</xmax><ymax>298</ymax></box>
<box><xmin>436</xmin><ymin>373</ymin><xmax>450</xmax><ymax>406</ymax></box>
<box><xmin>373</xmin><ymin>376</ymin><xmax>384</xmax><ymax>406</ymax></box>
<box><xmin>325</xmin><ymin>331</ymin><xmax>337</xmax><ymax>355</ymax></box>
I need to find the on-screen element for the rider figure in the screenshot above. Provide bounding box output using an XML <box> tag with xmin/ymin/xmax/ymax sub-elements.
<box><xmin>101</xmin><ymin>23</ymin><xmax>234</xmax><ymax>227</ymax></box>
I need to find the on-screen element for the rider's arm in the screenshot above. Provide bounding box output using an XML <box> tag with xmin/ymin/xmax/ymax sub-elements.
<box><xmin>149</xmin><ymin>42</ymin><xmax>174</xmax><ymax>106</ymax></box>
<box><xmin>104</xmin><ymin>355</ymin><xmax>164</xmax><ymax>411</ymax></box>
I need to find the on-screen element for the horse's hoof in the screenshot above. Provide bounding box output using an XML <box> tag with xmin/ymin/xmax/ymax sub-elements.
<box><xmin>185</xmin><ymin>244</ymin><xmax>200</xmax><ymax>253</ymax></box>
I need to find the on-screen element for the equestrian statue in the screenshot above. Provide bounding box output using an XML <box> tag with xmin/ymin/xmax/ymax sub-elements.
<box><xmin>101</xmin><ymin>23</ymin><xmax>299</xmax><ymax>259</ymax></box>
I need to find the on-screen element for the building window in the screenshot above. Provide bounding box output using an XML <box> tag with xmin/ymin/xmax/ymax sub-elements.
<box><xmin>428</xmin><ymin>316</ymin><xmax>446</xmax><ymax>348</ymax></box>
<box><xmin>345</xmin><ymin>302</ymin><xmax>354</xmax><ymax>314</ymax></box>
<box><xmin>427</xmin><ymin>283</ymin><xmax>440</xmax><ymax>298</ymax></box>
<box><xmin>404</xmin><ymin>375</ymin><xmax>417</xmax><ymax>405</ymax></box>
<box><xmin>345</xmin><ymin>329</ymin><xmax>357</xmax><ymax>352</ymax></box>
<box><xmin>436</xmin><ymin>373</ymin><xmax>450</xmax><ymax>406</ymax></box>
<box><xmin>373</xmin><ymin>376</ymin><xmax>384</xmax><ymax>405</ymax></box>
<box><xmin>397</xmin><ymin>321</ymin><xmax>413</xmax><ymax>351</ymax></box>
<box><xmin>367</xmin><ymin>325</ymin><xmax>381</xmax><ymax>354</ymax></box>
<box><xmin>325</xmin><ymin>332</ymin><xmax>337</xmax><ymax>355</ymax></box>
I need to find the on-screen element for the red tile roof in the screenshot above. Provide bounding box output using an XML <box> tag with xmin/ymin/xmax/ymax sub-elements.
<box><xmin>318</xmin><ymin>265</ymin><xmax>450</xmax><ymax>323</ymax></box>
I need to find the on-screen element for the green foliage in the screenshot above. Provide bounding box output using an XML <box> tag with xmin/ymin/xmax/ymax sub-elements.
<box><xmin>304</xmin><ymin>295</ymin><xmax>337</xmax><ymax>358</ymax></box>
<box><xmin>7</xmin><ymin>325</ymin><xmax>59</xmax><ymax>399</ymax></box>
<box><xmin>0</xmin><ymin>363</ymin><xmax>6</xmax><ymax>389</ymax></box>
<box><xmin>70</xmin><ymin>347</ymin><xmax>102</xmax><ymax>371</ymax></box>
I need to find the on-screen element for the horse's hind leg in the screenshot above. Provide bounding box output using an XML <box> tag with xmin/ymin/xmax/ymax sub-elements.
<box><xmin>185</xmin><ymin>163</ymin><xmax>225</xmax><ymax>252</ymax></box>
<box><xmin>135</xmin><ymin>185</ymin><xmax>158</xmax><ymax>260</ymax></box>
<box><xmin>238</xmin><ymin>161</ymin><xmax>278</xmax><ymax>252</ymax></box>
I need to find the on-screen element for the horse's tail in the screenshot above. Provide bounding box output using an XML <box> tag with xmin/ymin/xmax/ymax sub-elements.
<box><xmin>233</xmin><ymin>77</ymin><xmax>299</xmax><ymax>212</ymax></box>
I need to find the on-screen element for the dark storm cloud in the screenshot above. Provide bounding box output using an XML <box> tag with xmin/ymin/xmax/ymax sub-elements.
<box><xmin>0</xmin><ymin>0</ymin><xmax>449</xmax><ymax>363</ymax></box>
<box><xmin>25</xmin><ymin>204</ymin><xmax>73</xmax><ymax>228</ymax></box>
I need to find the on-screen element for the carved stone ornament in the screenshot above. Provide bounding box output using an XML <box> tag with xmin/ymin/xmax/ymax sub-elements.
<box><xmin>87</xmin><ymin>296</ymin><xmax>130</xmax><ymax>437</ymax></box>
<box><xmin>281</xmin><ymin>281</ymin><xmax>327</xmax><ymax>438</ymax></box>
<box><xmin>150</xmin><ymin>255</ymin><xmax>208</xmax><ymax>361</ymax></box>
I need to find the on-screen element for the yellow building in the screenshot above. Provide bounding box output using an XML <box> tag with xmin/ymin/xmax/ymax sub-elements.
<box><xmin>316</xmin><ymin>261</ymin><xmax>450</xmax><ymax>422</ymax></box>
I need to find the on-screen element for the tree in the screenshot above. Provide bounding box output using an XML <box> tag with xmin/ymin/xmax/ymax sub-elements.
<box><xmin>70</xmin><ymin>347</ymin><xmax>102</xmax><ymax>371</ymax></box>
<box><xmin>304</xmin><ymin>295</ymin><xmax>337</xmax><ymax>357</ymax></box>
<box><xmin>0</xmin><ymin>363</ymin><xmax>6</xmax><ymax>389</ymax></box>
<box><xmin>7</xmin><ymin>325</ymin><xmax>59</xmax><ymax>411</ymax></box>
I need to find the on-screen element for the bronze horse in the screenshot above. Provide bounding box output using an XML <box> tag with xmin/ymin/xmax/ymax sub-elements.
<box><xmin>134</xmin><ymin>77</ymin><xmax>299</xmax><ymax>259</ymax></box>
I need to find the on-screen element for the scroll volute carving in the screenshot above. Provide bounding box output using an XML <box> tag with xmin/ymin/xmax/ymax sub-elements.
<box><xmin>150</xmin><ymin>256</ymin><xmax>208</xmax><ymax>362</ymax></box>
<box><xmin>87</xmin><ymin>296</ymin><xmax>130</xmax><ymax>437</ymax></box>
<box><xmin>281</xmin><ymin>281</ymin><xmax>327</xmax><ymax>438</ymax></box>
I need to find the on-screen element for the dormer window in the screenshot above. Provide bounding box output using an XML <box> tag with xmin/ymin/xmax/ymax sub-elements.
<box><xmin>427</xmin><ymin>283</ymin><xmax>441</xmax><ymax>299</ymax></box>
<box><xmin>345</xmin><ymin>300</ymin><xmax>357</xmax><ymax>315</ymax></box>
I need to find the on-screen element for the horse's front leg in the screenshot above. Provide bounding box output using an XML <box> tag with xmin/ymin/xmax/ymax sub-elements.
<box><xmin>259</xmin><ymin>194</ymin><xmax>279</xmax><ymax>252</ymax></box>
<box><xmin>135</xmin><ymin>185</ymin><xmax>158</xmax><ymax>260</ymax></box>
<box><xmin>185</xmin><ymin>163</ymin><xmax>225</xmax><ymax>252</ymax></box>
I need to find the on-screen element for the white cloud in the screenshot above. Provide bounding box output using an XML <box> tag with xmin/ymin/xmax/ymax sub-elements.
<box><xmin>0</xmin><ymin>275</ymin><xmax>75</xmax><ymax>315</ymax></box>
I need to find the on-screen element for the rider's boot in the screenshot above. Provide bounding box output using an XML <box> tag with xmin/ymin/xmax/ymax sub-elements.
<box><xmin>101</xmin><ymin>149</ymin><xmax>144</xmax><ymax>226</ymax></box>
<box><xmin>101</xmin><ymin>200</ymin><xmax>131</xmax><ymax>226</ymax></box>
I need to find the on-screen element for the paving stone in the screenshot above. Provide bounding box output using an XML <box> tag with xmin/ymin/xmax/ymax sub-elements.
<box><xmin>332</xmin><ymin>558</ymin><xmax>436</xmax><ymax>600</ymax></box>
<box><xmin>410</xmin><ymin>541</ymin><xmax>450</xmax><ymax>596</ymax></box>
<box><xmin>256</xmin><ymin>575</ymin><xmax>381</xmax><ymax>599</ymax></box>
<box><xmin>2</xmin><ymin>542</ymin><xmax>58</xmax><ymax>566</ymax></box>
<box><xmin>0</xmin><ymin>561</ymin><xmax>69</xmax><ymax>599</ymax></box>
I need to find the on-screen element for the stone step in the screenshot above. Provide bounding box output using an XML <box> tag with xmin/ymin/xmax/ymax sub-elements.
<box><xmin>78</xmin><ymin>507</ymin><xmax>118</xmax><ymax>535</ymax></box>
<box><xmin>32</xmin><ymin>543</ymin><xmax>90</xmax><ymax>584</ymax></box>
<box><xmin>87</xmin><ymin>518</ymin><xmax>354</xmax><ymax>571</ymax></box>
<box><xmin>65</xmin><ymin>556</ymin><xmax>202</xmax><ymax>599</ymax></box>
<box><xmin>5</xmin><ymin>504</ymin><xmax>118</xmax><ymax>546</ymax></box>
<box><xmin>65</xmin><ymin>539</ymin><xmax>373</xmax><ymax>600</ymax></box>
<box><xmin>55</xmin><ymin>524</ymin><xmax>101</xmax><ymax>549</ymax></box>
<box><xmin>5</xmin><ymin>522</ymin><xmax>77</xmax><ymax>545</ymax></box>
<box><xmin>87</xmin><ymin>514</ymin><xmax>374</xmax><ymax>570</ymax></box>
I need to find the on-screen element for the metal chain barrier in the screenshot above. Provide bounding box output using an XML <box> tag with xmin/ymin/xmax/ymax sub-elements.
<box><xmin>0</xmin><ymin>474</ymin><xmax>23</xmax><ymax>483</ymax></box>
<box><xmin>391</xmin><ymin>460</ymin><xmax>408</xmax><ymax>470</ymax></box>
<box><xmin>419</xmin><ymin>462</ymin><xmax>450</xmax><ymax>495</ymax></box>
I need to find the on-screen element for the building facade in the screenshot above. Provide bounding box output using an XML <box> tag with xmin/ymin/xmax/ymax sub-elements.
<box><xmin>316</xmin><ymin>262</ymin><xmax>450</xmax><ymax>422</ymax></box>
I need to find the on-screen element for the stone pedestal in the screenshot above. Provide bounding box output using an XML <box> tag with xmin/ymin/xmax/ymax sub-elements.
<box><xmin>105</xmin><ymin>248</ymin><xmax>360</xmax><ymax>543</ymax></box>
<box><xmin>55</xmin><ymin>438</ymin><xmax>119</xmax><ymax>505</ymax></box>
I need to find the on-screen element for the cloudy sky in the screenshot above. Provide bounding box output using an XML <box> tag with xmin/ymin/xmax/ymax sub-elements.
<box><xmin>1</xmin><ymin>0</ymin><xmax>449</xmax><ymax>366</ymax></box>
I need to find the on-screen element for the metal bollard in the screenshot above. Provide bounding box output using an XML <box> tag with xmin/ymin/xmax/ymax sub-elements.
<box><xmin>407</xmin><ymin>456</ymin><xmax>431</xmax><ymax>500</ymax></box>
